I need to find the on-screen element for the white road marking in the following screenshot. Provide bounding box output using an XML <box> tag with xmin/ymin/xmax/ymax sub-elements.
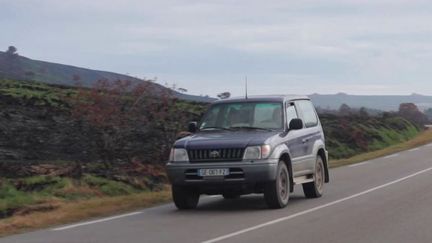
<box><xmin>348</xmin><ymin>161</ymin><xmax>370</xmax><ymax>167</ymax></box>
<box><xmin>51</xmin><ymin>211</ymin><xmax>142</xmax><ymax>231</ymax></box>
<box><xmin>383</xmin><ymin>153</ymin><xmax>399</xmax><ymax>159</ymax></box>
<box><xmin>408</xmin><ymin>148</ymin><xmax>420</xmax><ymax>152</ymax></box>
<box><xmin>202</xmin><ymin>167</ymin><xmax>432</xmax><ymax>243</ymax></box>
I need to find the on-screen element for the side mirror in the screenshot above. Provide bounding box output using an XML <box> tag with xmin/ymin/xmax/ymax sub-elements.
<box><xmin>289</xmin><ymin>118</ymin><xmax>303</xmax><ymax>130</ymax></box>
<box><xmin>188</xmin><ymin>121</ymin><xmax>198</xmax><ymax>133</ymax></box>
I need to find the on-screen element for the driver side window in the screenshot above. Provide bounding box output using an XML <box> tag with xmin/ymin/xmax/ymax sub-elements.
<box><xmin>286</xmin><ymin>104</ymin><xmax>298</xmax><ymax>127</ymax></box>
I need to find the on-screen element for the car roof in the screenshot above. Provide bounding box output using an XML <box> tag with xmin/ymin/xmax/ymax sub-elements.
<box><xmin>212</xmin><ymin>95</ymin><xmax>310</xmax><ymax>104</ymax></box>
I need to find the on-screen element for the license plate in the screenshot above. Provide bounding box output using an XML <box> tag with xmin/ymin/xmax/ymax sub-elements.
<box><xmin>198</xmin><ymin>168</ymin><xmax>229</xmax><ymax>177</ymax></box>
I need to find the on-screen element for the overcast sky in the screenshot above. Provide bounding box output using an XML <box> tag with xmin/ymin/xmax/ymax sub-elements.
<box><xmin>2</xmin><ymin>0</ymin><xmax>432</xmax><ymax>97</ymax></box>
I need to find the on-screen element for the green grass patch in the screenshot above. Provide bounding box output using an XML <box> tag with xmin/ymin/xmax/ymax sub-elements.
<box><xmin>321</xmin><ymin>114</ymin><xmax>421</xmax><ymax>160</ymax></box>
<box><xmin>0</xmin><ymin>182</ymin><xmax>35</xmax><ymax>215</ymax></box>
<box><xmin>0</xmin><ymin>174</ymin><xmax>146</xmax><ymax>217</ymax></box>
<box><xmin>82</xmin><ymin>175</ymin><xmax>140</xmax><ymax>196</ymax></box>
<box><xmin>330</xmin><ymin>128</ymin><xmax>432</xmax><ymax>168</ymax></box>
<box><xmin>0</xmin><ymin>79</ymin><xmax>74</xmax><ymax>107</ymax></box>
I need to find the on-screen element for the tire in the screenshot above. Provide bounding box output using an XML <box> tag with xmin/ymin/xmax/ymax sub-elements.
<box><xmin>222</xmin><ymin>193</ymin><xmax>240</xmax><ymax>199</ymax></box>
<box><xmin>264</xmin><ymin>161</ymin><xmax>290</xmax><ymax>209</ymax></box>
<box><xmin>172</xmin><ymin>185</ymin><xmax>200</xmax><ymax>209</ymax></box>
<box><xmin>303</xmin><ymin>156</ymin><xmax>325</xmax><ymax>198</ymax></box>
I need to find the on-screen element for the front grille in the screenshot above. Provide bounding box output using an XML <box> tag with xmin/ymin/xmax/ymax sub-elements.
<box><xmin>188</xmin><ymin>148</ymin><xmax>245</xmax><ymax>162</ymax></box>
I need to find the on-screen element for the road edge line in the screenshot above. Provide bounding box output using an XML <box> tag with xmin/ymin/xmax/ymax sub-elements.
<box><xmin>202</xmin><ymin>167</ymin><xmax>432</xmax><ymax>243</ymax></box>
<box><xmin>51</xmin><ymin>211</ymin><xmax>143</xmax><ymax>231</ymax></box>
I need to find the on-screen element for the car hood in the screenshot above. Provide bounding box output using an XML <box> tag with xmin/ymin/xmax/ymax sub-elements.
<box><xmin>174</xmin><ymin>130</ymin><xmax>280</xmax><ymax>149</ymax></box>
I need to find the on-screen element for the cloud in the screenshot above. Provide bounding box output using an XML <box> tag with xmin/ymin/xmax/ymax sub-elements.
<box><xmin>2</xmin><ymin>0</ymin><xmax>432</xmax><ymax>96</ymax></box>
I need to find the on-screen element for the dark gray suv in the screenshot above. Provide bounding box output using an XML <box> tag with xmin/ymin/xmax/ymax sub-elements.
<box><xmin>166</xmin><ymin>95</ymin><xmax>329</xmax><ymax>209</ymax></box>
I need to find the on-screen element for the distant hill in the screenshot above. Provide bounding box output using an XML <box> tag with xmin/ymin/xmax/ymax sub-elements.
<box><xmin>0</xmin><ymin>50</ymin><xmax>215</xmax><ymax>103</ymax></box>
<box><xmin>309</xmin><ymin>92</ymin><xmax>432</xmax><ymax>111</ymax></box>
<box><xmin>3</xmin><ymin>50</ymin><xmax>432</xmax><ymax>109</ymax></box>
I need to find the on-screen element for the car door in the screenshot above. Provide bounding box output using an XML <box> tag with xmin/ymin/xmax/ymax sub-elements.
<box><xmin>295</xmin><ymin>100</ymin><xmax>320</xmax><ymax>173</ymax></box>
<box><xmin>284</xmin><ymin>102</ymin><xmax>310</xmax><ymax>176</ymax></box>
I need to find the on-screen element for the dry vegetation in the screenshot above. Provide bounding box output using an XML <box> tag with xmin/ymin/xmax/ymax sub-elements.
<box><xmin>0</xmin><ymin>187</ymin><xmax>171</xmax><ymax>236</ymax></box>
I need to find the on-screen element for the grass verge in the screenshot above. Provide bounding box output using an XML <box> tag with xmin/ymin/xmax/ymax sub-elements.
<box><xmin>330</xmin><ymin>128</ymin><xmax>432</xmax><ymax>168</ymax></box>
<box><xmin>0</xmin><ymin>187</ymin><xmax>171</xmax><ymax>237</ymax></box>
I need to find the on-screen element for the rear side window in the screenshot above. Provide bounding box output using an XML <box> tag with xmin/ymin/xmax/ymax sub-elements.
<box><xmin>286</xmin><ymin>104</ymin><xmax>298</xmax><ymax>126</ymax></box>
<box><xmin>297</xmin><ymin>100</ymin><xmax>318</xmax><ymax>127</ymax></box>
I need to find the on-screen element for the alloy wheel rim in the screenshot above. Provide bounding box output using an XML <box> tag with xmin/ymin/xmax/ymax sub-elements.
<box><xmin>316</xmin><ymin>160</ymin><xmax>324</xmax><ymax>193</ymax></box>
<box><xmin>279</xmin><ymin>168</ymin><xmax>289</xmax><ymax>202</ymax></box>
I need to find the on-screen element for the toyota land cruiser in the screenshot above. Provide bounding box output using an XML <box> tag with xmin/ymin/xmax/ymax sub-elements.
<box><xmin>166</xmin><ymin>95</ymin><xmax>329</xmax><ymax>209</ymax></box>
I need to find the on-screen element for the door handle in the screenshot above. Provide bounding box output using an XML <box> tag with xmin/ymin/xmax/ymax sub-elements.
<box><xmin>302</xmin><ymin>138</ymin><xmax>309</xmax><ymax>143</ymax></box>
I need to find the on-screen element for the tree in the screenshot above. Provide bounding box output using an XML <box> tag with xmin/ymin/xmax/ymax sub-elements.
<box><xmin>217</xmin><ymin>92</ymin><xmax>231</xmax><ymax>99</ymax></box>
<box><xmin>338</xmin><ymin>104</ymin><xmax>351</xmax><ymax>116</ymax></box>
<box><xmin>398</xmin><ymin>103</ymin><xmax>429</xmax><ymax>126</ymax></box>
<box><xmin>6</xmin><ymin>46</ymin><xmax>17</xmax><ymax>56</ymax></box>
<box><xmin>178</xmin><ymin>88</ymin><xmax>188</xmax><ymax>93</ymax></box>
<box><xmin>1</xmin><ymin>46</ymin><xmax>20</xmax><ymax>79</ymax></box>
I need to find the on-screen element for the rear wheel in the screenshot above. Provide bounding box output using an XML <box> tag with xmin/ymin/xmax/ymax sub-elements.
<box><xmin>172</xmin><ymin>185</ymin><xmax>199</xmax><ymax>209</ymax></box>
<box><xmin>264</xmin><ymin>161</ymin><xmax>290</xmax><ymax>209</ymax></box>
<box><xmin>303</xmin><ymin>156</ymin><xmax>325</xmax><ymax>198</ymax></box>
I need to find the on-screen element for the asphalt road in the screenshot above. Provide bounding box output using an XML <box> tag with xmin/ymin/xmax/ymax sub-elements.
<box><xmin>3</xmin><ymin>144</ymin><xmax>432</xmax><ymax>243</ymax></box>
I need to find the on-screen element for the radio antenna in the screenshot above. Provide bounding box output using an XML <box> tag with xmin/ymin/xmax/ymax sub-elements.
<box><xmin>245</xmin><ymin>76</ymin><xmax>248</xmax><ymax>99</ymax></box>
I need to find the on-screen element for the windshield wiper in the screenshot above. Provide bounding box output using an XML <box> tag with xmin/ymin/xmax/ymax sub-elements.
<box><xmin>229</xmin><ymin>126</ymin><xmax>274</xmax><ymax>131</ymax></box>
<box><xmin>200</xmin><ymin>126</ymin><xmax>233</xmax><ymax>131</ymax></box>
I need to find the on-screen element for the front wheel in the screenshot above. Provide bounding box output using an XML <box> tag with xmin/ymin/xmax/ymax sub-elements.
<box><xmin>303</xmin><ymin>156</ymin><xmax>325</xmax><ymax>198</ymax></box>
<box><xmin>264</xmin><ymin>161</ymin><xmax>290</xmax><ymax>209</ymax></box>
<box><xmin>172</xmin><ymin>185</ymin><xmax>200</xmax><ymax>209</ymax></box>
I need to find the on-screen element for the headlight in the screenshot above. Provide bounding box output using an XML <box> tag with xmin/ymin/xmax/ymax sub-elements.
<box><xmin>243</xmin><ymin>145</ymin><xmax>271</xmax><ymax>160</ymax></box>
<box><xmin>169</xmin><ymin>148</ymin><xmax>189</xmax><ymax>162</ymax></box>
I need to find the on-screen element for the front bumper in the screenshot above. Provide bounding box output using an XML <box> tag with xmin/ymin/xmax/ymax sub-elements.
<box><xmin>166</xmin><ymin>159</ymin><xmax>279</xmax><ymax>193</ymax></box>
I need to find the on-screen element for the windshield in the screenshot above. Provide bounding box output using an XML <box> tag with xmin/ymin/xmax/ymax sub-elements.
<box><xmin>200</xmin><ymin>102</ymin><xmax>283</xmax><ymax>130</ymax></box>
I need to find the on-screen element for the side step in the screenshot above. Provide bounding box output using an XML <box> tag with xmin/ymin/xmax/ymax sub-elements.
<box><xmin>293</xmin><ymin>175</ymin><xmax>314</xmax><ymax>185</ymax></box>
